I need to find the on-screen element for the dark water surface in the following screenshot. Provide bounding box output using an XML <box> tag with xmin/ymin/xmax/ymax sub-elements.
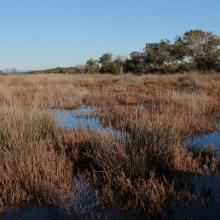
<box><xmin>1</xmin><ymin>109</ymin><xmax>220</xmax><ymax>220</ymax></box>
<box><xmin>0</xmin><ymin>207</ymin><xmax>61</xmax><ymax>220</ymax></box>
<box><xmin>186</xmin><ymin>114</ymin><xmax>220</xmax><ymax>150</ymax></box>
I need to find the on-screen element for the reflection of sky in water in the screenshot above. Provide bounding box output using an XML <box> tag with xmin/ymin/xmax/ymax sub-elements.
<box><xmin>186</xmin><ymin>129</ymin><xmax>220</xmax><ymax>148</ymax></box>
<box><xmin>53</xmin><ymin>107</ymin><xmax>220</xmax><ymax>149</ymax></box>
<box><xmin>186</xmin><ymin>115</ymin><xmax>220</xmax><ymax>149</ymax></box>
<box><xmin>2</xmin><ymin>110</ymin><xmax>220</xmax><ymax>220</ymax></box>
<box><xmin>51</xmin><ymin>106</ymin><xmax>124</xmax><ymax>137</ymax></box>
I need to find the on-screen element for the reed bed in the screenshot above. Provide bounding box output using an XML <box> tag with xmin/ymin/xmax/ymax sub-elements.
<box><xmin>0</xmin><ymin>72</ymin><xmax>219</xmax><ymax>216</ymax></box>
<box><xmin>0</xmin><ymin>105</ymin><xmax>73</xmax><ymax>212</ymax></box>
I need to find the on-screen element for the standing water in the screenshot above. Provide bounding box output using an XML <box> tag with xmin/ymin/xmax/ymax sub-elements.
<box><xmin>1</xmin><ymin>110</ymin><xmax>220</xmax><ymax>220</ymax></box>
<box><xmin>51</xmin><ymin>105</ymin><xmax>125</xmax><ymax>137</ymax></box>
<box><xmin>186</xmin><ymin>114</ymin><xmax>220</xmax><ymax>149</ymax></box>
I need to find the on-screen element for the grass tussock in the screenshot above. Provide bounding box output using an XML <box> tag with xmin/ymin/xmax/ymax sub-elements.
<box><xmin>46</xmin><ymin>126</ymin><xmax>216</xmax><ymax>215</ymax></box>
<box><xmin>0</xmin><ymin>72</ymin><xmax>219</xmax><ymax>216</ymax></box>
<box><xmin>0</xmin><ymin>106</ymin><xmax>73</xmax><ymax>212</ymax></box>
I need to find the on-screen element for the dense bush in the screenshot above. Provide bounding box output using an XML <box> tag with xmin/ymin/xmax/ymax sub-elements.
<box><xmin>43</xmin><ymin>30</ymin><xmax>220</xmax><ymax>74</ymax></box>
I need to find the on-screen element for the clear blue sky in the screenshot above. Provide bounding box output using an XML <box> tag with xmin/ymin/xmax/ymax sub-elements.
<box><xmin>0</xmin><ymin>0</ymin><xmax>220</xmax><ymax>70</ymax></box>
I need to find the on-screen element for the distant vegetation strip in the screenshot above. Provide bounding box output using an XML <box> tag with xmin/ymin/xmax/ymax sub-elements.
<box><xmin>27</xmin><ymin>29</ymin><xmax>220</xmax><ymax>74</ymax></box>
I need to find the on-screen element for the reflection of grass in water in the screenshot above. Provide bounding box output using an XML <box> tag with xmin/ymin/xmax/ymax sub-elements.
<box><xmin>0</xmin><ymin>73</ymin><xmax>220</xmax><ymax>218</ymax></box>
<box><xmin>46</xmin><ymin>127</ymin><xmax>216</xmax><ymax>216</ymax></box>
<box><xmin>59</xmin><ymin>174</ymin><xmax>98</xmax><ymax>217</ymax></box>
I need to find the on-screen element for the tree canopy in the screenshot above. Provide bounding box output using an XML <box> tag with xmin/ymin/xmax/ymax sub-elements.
<box><xmin>44</xmin><ymin>30</ymin><xmax>220</xmax><ymax>74</ymax></box>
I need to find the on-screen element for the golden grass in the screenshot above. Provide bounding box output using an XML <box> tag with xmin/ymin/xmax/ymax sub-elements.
<box><xmin>0</xmin><ymin>105</ymin><xmax>73</xmax><ymax>212</ymax></box>
<box><xmin>0</xmin><ymin>71</ymin><xmax>219</xmax><ymax>215</ymax></box>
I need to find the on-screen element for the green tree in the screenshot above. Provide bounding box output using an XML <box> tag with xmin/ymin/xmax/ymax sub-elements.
<box><xmin>144</xmin><ymin>40</ymin><xmax>176</xmax><ymax>72</ymax></box>
<box><xmin>99</xmin><ymin>53</ymin><xmax>113</xmax><ymax>73</ymax></box>
<box><xmin>173</xmin><ymin>36</ymin><xmax>190</xmax><ymax>60</ymax></box>
<box><xmin>85</xmin><ymin>59</ymin><xmax>99</xmax><ymax>73</ymax></box>
<box><xmin>99</xmin><ymin>53</ymin><xmax>112</xmax><ymax>65</ymax></box>
<box><xmin>74</xmin><ymin>64</ymin><xmax>85</xmax><ymax>74</ymax></box>
<box><xmin>114</xmin><ymin>56</ymin><xmax>125</xmax><ymax>74</ymax></box>
<box><xmin>180</xmin><ymin>30</ymin><xmax>220</xmax><ymax>70</ymax></box>
<box><xmin>127</xmin><ymin>51</ymin><xmax>145</xmax><ymax>73</ymax></box>
<box><xmin>130</xmin><ymin>51</ymin><xmax>143</xmax><ymax>63</ymax></box>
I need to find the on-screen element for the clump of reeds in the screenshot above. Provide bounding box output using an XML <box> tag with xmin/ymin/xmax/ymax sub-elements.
<box><xmin>0</xmin><ymin>105</ymin><xmax>73</xmax><ymax>212</ymax></box>
<box><xmin>48</xmin><ymin>122</ymin><xmax>216</xmax><ymax>215</ymax></box>
<box><xmin>0</xmin><ymin>72</ymin><xmax>220</xmax><ymax>217</ymax></box>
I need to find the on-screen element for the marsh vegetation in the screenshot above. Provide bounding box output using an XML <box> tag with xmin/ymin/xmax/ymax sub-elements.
<box><xmin>0</xmin><ymin>72</ymin><xmax>220</xmax><ymax>219</ymax></box>
<box><xmin>36</xmin><ymin>30</ymin><xmax>220</xmax><ymax>75</ymax></box>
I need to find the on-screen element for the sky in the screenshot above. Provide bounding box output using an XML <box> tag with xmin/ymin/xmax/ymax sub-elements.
<box><xmin>0</xmin><ymin>0</ymin><xmax>220</xmax><ymax>70</ymax></box>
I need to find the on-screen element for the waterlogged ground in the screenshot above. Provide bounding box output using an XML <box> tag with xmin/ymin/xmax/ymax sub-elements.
<box><xmin>51</xmin><ymin>105</ymin><xmax>125</xmax><ymax>137</ymax></box>
<box><xmin>186</xmin><ymin>114</ymin><xmax>220</xmax><ymax>149</ymax></box>
<box><xmin>0</xmin><ymin>207</ymin><xmax>63</xmax><ymax>220</ymax></box>
<box><xmin>1</xmin><ymin>107</ymin><xmax>220</xmax><ymax>220</ymax></box>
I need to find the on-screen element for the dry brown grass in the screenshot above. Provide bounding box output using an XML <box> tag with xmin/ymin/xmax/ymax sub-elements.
<box><xmin>44</xmin><ymin>126</ymin><xmax>216</xmax><ymax>215</ymax></box>
<box><xmin>1</xmin><ymin>72</ymin><xmax>219</xmax><ymax>110</ymax></box>
<box><xmin>0</xmin><ymin>72</ymin><xmax>220</xmax><ymax>216</ymax></box>
<box><xmin>0</xmin><ymin>105</ymin><xmax>73</xmax><ymax>212</ymax></box>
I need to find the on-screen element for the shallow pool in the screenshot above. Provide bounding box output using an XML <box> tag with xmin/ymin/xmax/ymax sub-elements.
<box><xmin>51</xmin><ymin>105</ymin><xmax>125</xmax><ymax>137</ymax></box>
<box><xmin>1</xmin><ymin>110</ymin><xmax>220</xmax><ymax>220</ymax></box>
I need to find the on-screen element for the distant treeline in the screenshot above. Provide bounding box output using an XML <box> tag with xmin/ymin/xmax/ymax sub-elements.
<box><xmin>43</xmin><ymin>30</ymin><xmax>220</xmax><ymax>74</ymax></box>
